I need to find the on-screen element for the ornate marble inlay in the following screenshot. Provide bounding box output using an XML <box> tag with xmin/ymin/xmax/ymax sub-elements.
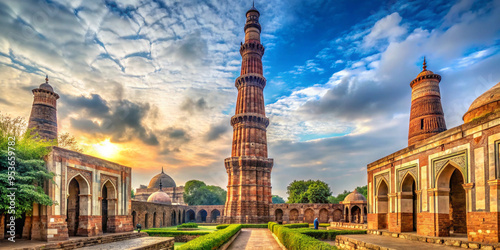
<box><xmin>431</xmin><ymin>150</ymin><xmax>468</xmax><ymax>187</ymax></box>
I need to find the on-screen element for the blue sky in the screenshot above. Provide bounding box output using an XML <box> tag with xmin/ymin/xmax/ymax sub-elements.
<box><xmin>0</xmin><ymin>0</ymin><xmax>499</xmax><ymax>199</ymax></box>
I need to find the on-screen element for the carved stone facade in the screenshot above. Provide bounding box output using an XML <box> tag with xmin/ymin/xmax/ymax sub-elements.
<box><xmin>368</xmin><ymin>75</ymin><xmax>500</xmax><ymax>243</ymax></box>
<box><xmin>224</xmin><ymin>5</ymin><xmax>273</xmax><ymax>224</ymax></box>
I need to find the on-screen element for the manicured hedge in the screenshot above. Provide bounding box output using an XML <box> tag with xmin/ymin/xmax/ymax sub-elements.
<box><xmin>178</xmin><ymin>224</ymin><xmax>242</xmax><ymax>250</ymax></box>
<box><xmin>216</xmin><ymin>224</ymin><xmax>268</xmax><ymax>229</ymax></box>
<box><xmin>291</xmin><ymin>228</ymin><xmax>366</xmax><ymax>240</ymax></box>
<box><xmin>309</xmin><ymin>223</ymin><xmax>331</xmax><ymax>227</ymax></box>
<box><xmin>177</xmin><ymin>222</ymin><xmax>199</xmax><ymax>228</ymax></box>
<box><xmin>143</xmin><ymin>230</ymin><xmax>210</xmax><ymax>237</ymax></box>
<box><xmin>282</xmin><ymin>223</ymin><xmax>309</xmax><ymax>228</ymax></box>
<box><xmin>268</xmin><ymin>222</ymin><xmax>335</xmax><ymax>250</ymax></box>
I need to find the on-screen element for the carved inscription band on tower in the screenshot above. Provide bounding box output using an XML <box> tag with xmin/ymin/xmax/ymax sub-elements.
<box><xmin>223</xmin><ymin>5</ymin><xmax>273</xmax><ymax>224</ymax></box>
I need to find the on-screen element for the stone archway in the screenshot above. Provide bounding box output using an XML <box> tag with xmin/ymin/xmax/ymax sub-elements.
<box><xmin>66</xmin><ymin>175</ymin><xmax>90</xmax><ymax>236</ymax></box>
<box><xmin>197</xmin><ymin>210</ymin><xmax>207</xmax><ymax>223</ymax></box>
<box><xmin>319</xmin><ymin>208</ymin><xmax>328</xmax><ymax>223</ymax></box>
<box><xmin>186</xmin><ymin>209</ymin><xmax>195</xmax><ymax>222</ymax></box>
<box><xmin>436</xmin><ymin>164</ymin><xmax>467</xmax><ymax>236</ymax></box>
<box><xmin>211</xmin><ymin>209</ymin><xmax>221</xmax><ymax>223</ymax></box>
<box><xmin>333</xmin><ymin>209</ymin><xmax>342</xmax><ymax>222</ymax></box>
<box><xmin>132</xmin><ymin>211</ymin><xmax>137</xmax><ymax>229</ymax></box>
<box><xmin>153</xmin><ymin>212</ymin><xmax>157</xmax><ymax>228</ymax></box>
<box><xmin>144</xmin><ymin>213</ymin><xmax>149</xmax><ymax>228</ymax></box>
<box><xmin>304</xmin><ymin>208</ymin><xmax>314</xmax><ymax>223</ymax></box>
<box><xmin>289</xmin><ymin>209</ymin><xmax>299</xmax><ymax>222</ymax></box>
<box><xmin>101</xmin><ymin>180</ymin><xmax>116</xmax><ymax>233</ymax></box>
<box><xmin>376</xmin><ymin>179</ymin><xmax>389</xmax><ymax>229</ymax></box>
<box><xmin>178</xmin><ymin>210</ymin><xmax>181</xmax><ymax>224</ymax></box>
<box><xmin>401</xmin><ymin>173</ymin><xmax>417</xmax><ymax>232</ymax></box>
<box><xmin>163</xmin><ymin>211</ymin><xmax>166</xmax><ymax>227</ymax></box>
<box><xmin>275</xmin><ymin>209</ymin><xmax>283</xmax><ymax>222</ymax></box>
<box><xmin>171</xmin><ymin>210</ymin><xmax>176</xmax><ymax>226</ymax></box>
<box><xmin>351</xmin><ymin>206</ymin><xmax>361</xmax><ymax>223</ymax></box>
<box><xmin>182</xmin><ymin>210</ymin><xmax>186</xmax><ymax>223</ymax></box>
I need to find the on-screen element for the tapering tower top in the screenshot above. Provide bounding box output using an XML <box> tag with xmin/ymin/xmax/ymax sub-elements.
<box><xmin>28</xmin><ymin>76</ymin><xmax>60</xmax><ymax>141</ymax></box>
<box><xmin>245</xmin><ymin>3</ymin><xmax>261</xmax><ymax>44</ymax></box>
<box><xmin>408</xmin><ymin>58</ymin><xmax>446</xmax><ymax>146</ymax></box>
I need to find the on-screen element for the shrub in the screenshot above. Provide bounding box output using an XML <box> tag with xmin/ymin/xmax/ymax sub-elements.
<box><xmin>268</xmin><ymin>222</ymin><xmax>334</xmax><ymax>250</ymax></box>
<box><xmin>309</xmin><ymin>223</ymin><xmax>330</xmax><ymax>228</ymax></box>
<box><xmin>291</xmin><ymin>228</ymin><xmax>366</xmax><ymax>240</ymax></box>
<box><xmin>217</xmin><ymin>224</ymin><xmax>267</xmax><ymax>229</ymax></box>
<box><xmin>143</xmin><ymin>230</ymin><xmax>210</xmax><ymax>237</ymax></box>
<box><xmin>283</xmin><ymin>223</ymin><xmax>309</xmax><ymax>228</ymax></box>
<box><xmin>177</xmin><ymin>222</ymin><xmax>199</xmax><ymax>229</ymax></box>
<box><xmin>178</xmin><ymin>224</ymin><xmax>242</xmax><ymax>250</ymax></box>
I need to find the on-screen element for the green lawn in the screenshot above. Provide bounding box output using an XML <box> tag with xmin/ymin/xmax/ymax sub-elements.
<box><xmin>145</xmin><ymin>225</ymin><xmax>218</xmax><ymax>232</ymax></box>
<box><xmin>174</xmin><ymin>242</ymin><xmax>186</xmax><ymax>249</ymax></box>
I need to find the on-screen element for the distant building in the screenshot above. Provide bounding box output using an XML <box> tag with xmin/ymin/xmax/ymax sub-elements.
<box><xmin>134</xmin><ymin>167</ymin><xmax>185</xmax><ymax>205</ymax></box>
<box><xmin>367</xmin><ymin>60</ymin><xmax>500</xmax><ymax>243</ymax></box>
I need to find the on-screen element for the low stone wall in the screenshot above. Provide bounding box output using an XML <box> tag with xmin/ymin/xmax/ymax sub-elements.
<box><xmin>174</xmin><ymin>234</ymin><xmax>204</xmax><ymax>242</ymax></box>
<box><xmin>336</xmin><ymin>235</ymin><xmax>377</xmax><ymax>250</ymax></box>
<box><xmin>27</xmin><ymin>232</ymin><xmax>148</xmax><ymax>249</ymax></box>
<box><xmin>328</xmin><ymin>222</ymin><xmax>367</xmax><ymax>230</ymax></box>
<box><xmin>135</xmin><ymin>237</ymin><xmax>174</xmax><ymax>250</ymax></box>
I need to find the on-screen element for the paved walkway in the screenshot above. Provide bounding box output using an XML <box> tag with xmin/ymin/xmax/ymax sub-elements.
<box><xmin>78</xmin><ymin>237</ymin><xmax>171</xmax><ymax>250</ymax></box>
<box><xmin>327</xmin><ymin>234</ymin><xmax>460</xmax><ymax>250</ymax></box>
<box><xmin>228</xmin><ymin>229</ymin><xmax>281</xmax><ymax>250</ymax></box>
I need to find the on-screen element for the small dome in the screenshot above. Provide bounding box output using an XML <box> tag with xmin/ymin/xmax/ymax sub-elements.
<box><xmin>147</xmin><ymin>191</ymin><xmax>172</xmax><ymax>204</ymax></box>
<box><xmin>343</xmin><ymin>189</ymin><xmax>367</xmax><ymax>203</ymax></box>
<box><xmin>39</xmin><ymin>82</ymin><xmax>54</xmax><ymax>92</ymax></box>
<box><xmin>148</xmin><ymin>169</ymin><xmax>176</xmax><ymax>189</ymax></box>
<box><xmin>416</xmin><ymin>69</ymin><xmax>435</xmax><ymax>78</ymax></box>
<box><xmin>463</xmin><ymin>82</ymin><xmax>500</xmax><ymax>123</ymax></box>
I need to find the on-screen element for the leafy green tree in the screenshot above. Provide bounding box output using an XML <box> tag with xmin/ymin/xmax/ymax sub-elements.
<box><xmin>356</xmin><ymin>185</ymin><xmax>368</xmax><ymax>198</ymax></box>
<box><xmin>328</xmin><ymin>190</ymin><xmax>350</xmax><ymax>204</ymax></box>
<box><xmin>272</xmin><ymin>195</ymin><xmax>285</xmax><ymax>204</ymax></box>
<box><xmin>0</xmin><ymin>113</ymin><xmax>56</xmax><ymax>218</ymax></box>
<box><xmin>286</xmin><ymin>180</ymin><xmax>332</xmax><ymax>203</ymax></box>
<box><xmin>183</xmin><ymin>180</ymin><xmax>227</xmax><ymax>205</ymax></box>
<box><xmin>306</xmin><ymin>182</ymin><xmax>332</xmax><ymax>203</ymax></box>
<box><xmin>131</xmin><ymin>189</ymin><xmax>135</xmax><ymax>198</ymax></box>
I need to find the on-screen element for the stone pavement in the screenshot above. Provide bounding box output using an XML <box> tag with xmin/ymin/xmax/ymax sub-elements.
<box><xmin>331</xmin><ymin>234</ymin><xmax>461</xmax><ymax>250</ymax></box>
<box><xmin>227</xmin><ymin>229</ymin><xmax>281</xmax><ymax>250</ymax></box>
<box><xmin>77</xmin><ymin>237</ymin><xmax>173</xmax><ymax>250</ymax></box>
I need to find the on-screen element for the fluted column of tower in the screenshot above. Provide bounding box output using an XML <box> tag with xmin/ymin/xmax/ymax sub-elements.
<box><xmin>408</xmin><ymin>59</ymin><xmax>446</xmax><ymax>146</ymax></box>
<box><xmin>223</xmin><ymin>5</ymin><xmax>273</xmax><ymax>224</ymax></box>
<box><xmin>28</xmin><ymin>76</ymin><xmax>60</xmax><ymax>142</ymax></box>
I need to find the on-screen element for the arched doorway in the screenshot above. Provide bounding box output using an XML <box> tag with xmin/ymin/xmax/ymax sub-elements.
<box><xmin>67</xmin><ymin>175</ymin><xmax>90</xmax><ymax>236</ymax></box>
<box><xmin>401</xmin><ymin>173</ymin><xmax>417</xmax><ymax>231</ymax></box>
<box><xmin>132</xmin><ymin>211</ymin><xmax>137</xmax><ymax>229</ymax></box>
<box><xmin>333</xmin><ymin>209</ymin><xmax>342</xmax><ymax>222</ymax></box>
<box><xmin>182</xmin><ymin>210</ymin><xmax>186</xmax><ymax>223</ymax></box>
<box><xmin>344</xmin><ymin>207</ymin><xmax>349</xmax><ymax>222</ymax></box>
<box><xmin>186</xmin><ymin>210</ymin><xmax>195</xmax><ymax>222</ymax></box>
<box><xmin>289</xmin><ymin>209</ymin><xmax>299</xmax><ymax>222</ymax></box>
<box><xmin>197</xmin><ymin>210</ymin><xmax>207</xmax><ymax>223</ymax></box>
<box><xmin>376</xmin><ymin>179</ymin><xmax>389</xmax><ymax>229</ymax></box>
<box><xmin>101</xmin><ymin>180</ymin><xmax>116</xmax><ymax>233</ymax></box>
<box><xmin>211</xmin><ymin>209</ymin><xmax>221</xmax><ymax>223</ymax></box>
<box><xmin>304</xmin><ymin>208</ymin><xmax>314</xmax><ymax>223</ymax></box>
<box><xmin>436</xmin><ymin>164</ymin><xmax>466</xmax><ymax>235</ymax></box>
<box><xmin>163</xmin><ymin>212</ymin><xmax>166</xmax><ymax>227</ymax></box>
<box><xmin>178</xmin><ymin>210</ymin><xmax>181</xmax><ymax>224</ymax></box>
<box><xmin>363</xmin><ymin>206</ymin><xmax>368</xmax><ymax>223</ymax></box>
<box><xmin>144</xmin><ymin>213</ymin><xmax>149</xmax><ymax>228</ymax></box>
<box><xmin>153</xmin><ymin>212</ymin><xmax>157</xmax><ymax>228</ymax></box>
<box><xmin>171</xmin><ymin>210</ymin><xmax>176</xmax><ymax>226</ymax></box>
<box><xmin>351</xmin><ymin>206</ymin><xmax>361</xmax><ymax>223</ymax></box>
<box><xmin>275</xmin><ymin>209</ymin><xmax>283</xmax><ymax>222</ymax></box>
<box><xmin>319</xmin><ymin>208</ymin><xmax>328</xmax><ymax>223</ymax></box>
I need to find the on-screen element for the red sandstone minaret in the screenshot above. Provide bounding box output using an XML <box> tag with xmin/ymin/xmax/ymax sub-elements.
<box><xmin>223</xmin><ymin>4</ymin><xmax>273</xmax><ymax>223</ymax></box>
<box><xmin>28</xmin><ymin>75</ymin><xmax>59</xmax><ymax>142</ymax></box>
<box><xmin>408</xmin><ymin>58</ymin><xmax>446</xmax><ymax>146</ymax></box>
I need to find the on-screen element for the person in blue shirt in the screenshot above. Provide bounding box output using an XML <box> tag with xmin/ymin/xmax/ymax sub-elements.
<box><xmin>314</xmin><ymin>218</ymin><xmax>319</xmax><ymax>230</ymax></box>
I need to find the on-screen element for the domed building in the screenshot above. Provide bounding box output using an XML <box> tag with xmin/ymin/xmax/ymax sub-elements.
<box><xmin>146</xmin><ymin>180</ymin><xmax>172</xmax><ymax>205</ymax></box>
<box><xmin>134</xmin><ymin>167</ymin><xmax>185</xmax><ymax>205</ymax></box>
<box><xmin>367</xmin><ymin>59</ymin><xmax>500</xmax><ymax>243</ymax></box>
<box><xmin>340</xmin><ymin>190</ymin><xmax>367</xmax><ymax>224</ymax></box>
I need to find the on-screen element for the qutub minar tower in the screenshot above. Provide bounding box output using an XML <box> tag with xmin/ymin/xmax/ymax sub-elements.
<box><xmin>223</xmin><ymin>4</ymin><xmax>274</xmax><ymax>223</ymax></box>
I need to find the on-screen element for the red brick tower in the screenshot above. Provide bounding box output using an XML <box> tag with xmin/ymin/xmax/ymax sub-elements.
<box><xmin>28</xmin><ymin>75</ymin><xmax>59</xmax><ymax>142</ymax></box>
<box><xmin>223</xmin><ymin>4</ymin><xmax>273</xmax><ymax>224</ymax></box>
<box><xmin>408</xmin><ymin>58</ymin><xmax>446</xmax><ymax>146</ymax></box>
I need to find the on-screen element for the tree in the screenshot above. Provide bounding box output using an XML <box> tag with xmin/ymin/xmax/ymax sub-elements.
<box><xmin>328</xmin><ymin>185</ymin><xmax>367</xmax><ymax>204</ymax></box>
<box><xmin>0</xmin><ymin>113</ymin><xmax>56</xmax><ymax>218</ymax></box>
<box><xmin>58</xmin><ymin>132</ymin><xmax>83</xmax><ymax>153</ymax></box>
<box><xmin>356</xmin><ymin>185</ymin><xmax>367</xmax><ymax>198</ymax></box>
<box><xmin>183</xmin><ymin>180</ymin><xmax>227</xmax><ymax>205</ymax></box>
<box><xmin>306</xmin><ymin>182</ymin><xmax>332</xmax><ymax>203</ymax></box>
<box><xmin>286</xmin><ymin>180</ymin><xmax>332</xmax><ymax>204</ymax></box>
<box><xmin>131</xmin><ymin>189</ymin><xmax>135</xmax><ymax>198</ymax></box>
<box><xmin>272</xmin><ymin>195</ymin><xmax>285</xmax><ymax>204</ymax></box>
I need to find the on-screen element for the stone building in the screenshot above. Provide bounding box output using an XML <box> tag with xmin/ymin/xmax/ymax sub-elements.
<box><xmin>367</xmin><ymin>61</ymin><xmax>500</xmax><ymax>243</ymax></box>
<box><xmin>341</xmin><ymin>190</ymin><xmax>367</xmax><ymax>224</ymax></box>
<box><xmin>0</xmin><ymin>77</ymin><xmax>133</xmax><ymax>241</ymax></box>
<box><xmin>223</xmin><ymin>3</ymin><xmax>274</xmax><ymax>224</ymax></box>
<box><xmin>134</xmin><ymin>167</ymin><xmax>185</xmax><ymax>205</ymax></box>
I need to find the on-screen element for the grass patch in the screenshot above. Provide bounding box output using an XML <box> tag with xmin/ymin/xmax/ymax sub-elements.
<box><xmin>290</xmin><ymin>228</ymin><xmax>366</xmax><ymax>240</ymax></box>
<box><xmin>216</xmin><ymin>224</ymin><xmax>268</xmax><ymax>229</ymax></box>
<box><xmin>177</xmin><ymin>223</ymin><xmax>198</xmax><ymax>229</ymax></box>
<box><xmin>269</xmin><ymin>222</ymin><xmax>335</xmax><ymax>250</ymax></box>
<box><xmin>309</xmin><ymin>223</ymin><xmax>331</xmax><ymax>228</ymax></box>
<box><xmin>174</xmin><ymin>242</ymin><xmax>186</xmax><ymax>249</ymax></box>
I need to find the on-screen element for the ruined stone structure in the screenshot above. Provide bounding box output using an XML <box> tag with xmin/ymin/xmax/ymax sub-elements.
<box><xmin>223</xmin><ymin>4</ymin><xmax>273</xmax><ymax>224</ymax></box>
<box><xmin>367</xmin><ymin>60</ymin><xmax>500</xmax><ymax>243</ymax></box>
<box><xmin>408</xmin><ymin>58</ymin><xmax>447</xmax><ymax>146</ymax></box>
<box><xmin>28</xmin><ymin>76</ymin><xmax>59</xmax><ymax>142</ymax></box>
<box><xmin>0</xmin><ymin>77</ymin><xmax>133</xmax><ymax>242</ymax></box>
<box><xmin>135</xmin><ymin>168</ymin><xmax>185</xmax><ymax>205</ymax></box>
<box><xmin>269</xmin><ymin>204</ymin><xmax>344</xmax><ymax>224</ymax></box>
